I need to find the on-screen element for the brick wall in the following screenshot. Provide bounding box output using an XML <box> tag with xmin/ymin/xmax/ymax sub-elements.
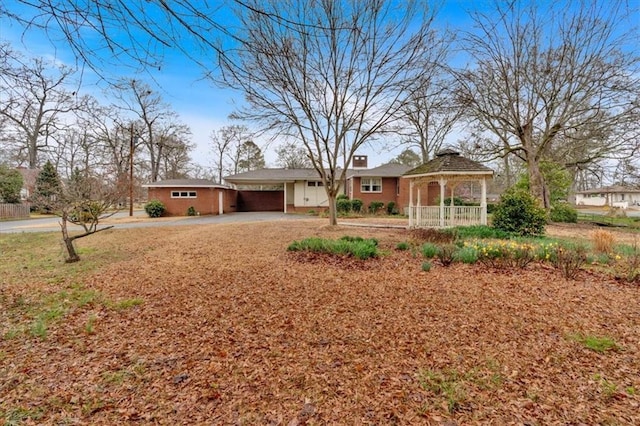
<box><xmin>350</xmin><ymin>176</ymin><xmax>400</xmax><ymax>210</ymax></box>
<box><xmin>147</xmin><ymin>187</ymin><xmax>237</xmax><ymax>216</ymax></box>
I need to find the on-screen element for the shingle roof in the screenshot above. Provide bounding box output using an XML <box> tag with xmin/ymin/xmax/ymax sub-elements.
<box><xmin>142</xmin><ymin>179</ymin><xmax>227</xmax><ymax>188</ymax></box>
<box><xmin>348</xmin><ymin>163</ymin><xmax>411</xmax><ymax>178</ymax></box>
<box><xmin>403</xmin><ymin>150</ymin><xmax>493</xmax><ymax>177</ymax></box>
<box><xmin>225</xmin><ymin>168</ymin><xmax>323</xmax><ymax>182</ymax></box>
<box><xmin>576</xmin><ymin>185</ymin><xmax>640</xmax><ymax>194</ymax></box>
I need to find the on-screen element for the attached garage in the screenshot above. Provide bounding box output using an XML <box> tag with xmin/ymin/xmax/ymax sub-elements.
<box><xmin>224</xmin><ymin>169</ymin><xmax>338</xmax><ymax>213</ymax></box>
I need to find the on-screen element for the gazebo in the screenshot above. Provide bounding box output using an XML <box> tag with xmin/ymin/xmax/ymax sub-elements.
<box><xmin>403</xmin><ymin>149</ymin><xmax>494</xmax><ymax>228</ymax></box>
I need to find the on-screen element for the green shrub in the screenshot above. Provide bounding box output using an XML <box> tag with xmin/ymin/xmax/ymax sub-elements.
<box><xmin>368</xmin><ymin>201</ymin><xmax>385</xmax><ymax>214</ymax></box>
<box><xmin>549</xmin><ymin>203</ymin><xmax>577</xmax><ymax>223</ymax></box>
<box><xmin>453</xmin><ymin>225</ymin><xmax>510</xmax><ymax>240</ymax></box>
<box><xmin>386</xmin><ymin>201</ymin><xmax>397</xmax><ymax>215</ymax></box>
<box><xmin>421</xmin><ymin>261</ymin><xmax>432</xmax><ymax>272</ymax></box>
<box><xmin>455</xmin><ymin>246</ymin><xmax>478</xmax><ymax>264</ymax></box>
<box><xmin>351</xmin><ymin>198</ymin><xmax>363</xmax><ymax>213</ymax></box>
<box><xmin>486</xmin><ymin>203</ymin><xmax>497</xmax><ymax>214</ymax></box>
<box><xmin>422</xmin><ymin>242</ymin><xmax>439</xmax><ymax>258</ymax></box>
<box><xmin>144</xmin><ymin>200</ymin><xmax>165</xmax><ymax>218</ymax></box>
<box><xmin>492</xmin><ymin>190</ymin><xmax>547</xmax><ymax>236</ymax></box>
<box><xmin>287</xmin><ymin>236</ymin><xmax>379</xmax><ymax>260</ymax></box>
<box><xmin>340</xmin><ymin>235</ymin><xmax>378</xmax><ymax>246</ymax></box>
<box><xmin>396</xmin><ymin>242</ymin><xmax>410</xmax><ymax>251</ymax></box>
<box><xmin>336</xmin><ymin>198</ymin><xmax>352</xmax><ymax>213</ymax></box>
<box><xmin>187</xmin><ymin>206</ymin><xmax>197</xmax><ymax>216</ymax></box>
<box><xmin>337</xmin><ymin>193</ymin><xmax>349</xmax><ymax>200</ymax></box>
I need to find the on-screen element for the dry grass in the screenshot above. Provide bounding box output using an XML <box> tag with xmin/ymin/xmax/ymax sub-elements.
<box><xmin>1</xmin><ymin>220</ymin><xmax>639</xmax><ymax>424</ymax></box>
<box><xmin>591</xmin><ymin>229</ymin><xmax>616</xmax><ymax>254</ymax></box>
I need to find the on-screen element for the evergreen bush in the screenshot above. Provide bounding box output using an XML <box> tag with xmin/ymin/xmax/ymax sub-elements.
<box><xmin>492</xmin><ymin>190</ymin><xmax>547</xmax><ymax>236</ymax></box>
<box><xmin>351</xmin><ymin>198</ymin><xmax>363</xmax><ymax>213</ymax></box>
<box><xmin>368</xmin><ymin>201</ymin><xmax>384</xmax><ymax>214</ymax></box>
<box><xmin>549</xmin><ymin>203</ymin><xmax>577</xmax><ymax>223</ymax></box>
<box><xmin>144</xmin><ymin>200</ymin><xmax>165</xmax><ymax>218</ymax></box>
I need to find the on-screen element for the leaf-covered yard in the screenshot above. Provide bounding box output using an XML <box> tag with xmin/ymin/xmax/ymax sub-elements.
<box><xmin>1</xmin><ymin>220</ymin><xmax>639</xmax><ymax>424</ymax></box>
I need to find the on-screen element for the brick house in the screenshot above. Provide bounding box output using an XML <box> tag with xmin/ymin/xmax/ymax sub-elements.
<box><xmin>142</xmin><ymin>179</ymin><xmax>238</xmax><ymax>216</ymax></box>
<box><xmin>346</xmin><ymin>163</ymin><xmax>412</xmax><ymax>211</ymax></box>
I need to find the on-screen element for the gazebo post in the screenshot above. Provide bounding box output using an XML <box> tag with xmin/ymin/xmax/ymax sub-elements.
<box><xmin>409</xmin><ymin>180</ymin><xmax>414</xmax><ymax>227</ymax></box>
<box><xmin>416</xmin><ymin>187</ymin><xmax>422</xmax><ymax>227</ymax></box>
<box><xmin>439</xmin><ymin>178</ymin><xmax>446</xmax><ymax>227</ymax></box>
<box><xmin>481</xmin><ymin>178</ymin><xmax>487</xmax><ymax>225</ymax></box>
<box><xmin>450</xmin><ymin>184</ymin><xmax>456</xmax><ymax>226</ymax></box>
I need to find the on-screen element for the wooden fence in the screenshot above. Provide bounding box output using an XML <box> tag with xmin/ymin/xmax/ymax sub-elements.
<box><xmin>0</xmin><ymin>203</ymin><xmax>30</xmax><ymax>219</ymax></box>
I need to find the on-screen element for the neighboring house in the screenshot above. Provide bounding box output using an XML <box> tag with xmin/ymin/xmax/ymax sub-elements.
<box><xmin>575</xmin><ymin>186</ymin><xmax>640</xmax><ymax>209</ymax></box>
<box><xmin>16</xmin><ymin>167</ymin><xmax>39</xmax><ymax>201</ymax></box>
<box><xmin>142</xmin><ymin>179</ymin><xmax>238</xmax><ymax>216</ymax></box>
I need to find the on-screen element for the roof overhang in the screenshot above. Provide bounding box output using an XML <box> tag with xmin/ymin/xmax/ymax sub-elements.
<box><xmin>402</xmin><ymin>170</ymin><xmax>494</xmax><ymax>179</ymax></box>
<box><xmin>142</xmin><ymin>183</ymin><xmax>230</xmax><ymax>189</ymax></box>
<box><xmin>224</xmin><ymin>179</ymin><xmax>295</xmax><ymax>186</ymax></box>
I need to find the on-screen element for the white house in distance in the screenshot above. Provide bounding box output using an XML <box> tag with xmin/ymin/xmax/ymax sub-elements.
<box><xmin>575</xmin><ymin>185</ymin><xmax>640</xmax><ymax>209</ymax></box>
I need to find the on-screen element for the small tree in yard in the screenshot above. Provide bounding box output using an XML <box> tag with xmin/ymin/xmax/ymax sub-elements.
<box><xmin>32</xmin><ymin>166</ymin><xmax>120</xmax><ymax>263</ymax></box>
<box><xmin>0</xmin><ymin>165</ymin><xmax>24</xmax><ymax>203</ymax></box>
<box><xmin>492</xmin><ymin>189</ymin><xmax>547</xmax><ymax>237</ymax></box>
<box><xmin>33</xmin><ymin>160</ymin><xmax>62</xmax><ymax>213</ymax></box>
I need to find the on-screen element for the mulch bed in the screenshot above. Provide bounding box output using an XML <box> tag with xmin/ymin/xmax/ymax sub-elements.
<box><xmin>2</xmin><ymin>219</ymin><xmax>639</xmax><ymax>424</ymax></box>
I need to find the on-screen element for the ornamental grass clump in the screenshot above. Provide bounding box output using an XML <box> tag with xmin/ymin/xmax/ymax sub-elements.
<box><xmin>591</xmin><ymin>230</ymin><xmax>616</xmax><ymax>254</ymax></box>
<box><xmin>287</xmin><ymin>236</ymin><xmax>379</xmax><ymax>260</ymax></box>
<box><xmin>422</xmin><ymin>242</ymin><xmax>439</xmax><ymax>258</ymax></box>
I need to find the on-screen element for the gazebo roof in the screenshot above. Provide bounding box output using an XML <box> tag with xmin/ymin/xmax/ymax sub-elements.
<box><xmin>403</xmin><ymin>149</ymin><xmax>493</xmax><ymax>178</ymax></box>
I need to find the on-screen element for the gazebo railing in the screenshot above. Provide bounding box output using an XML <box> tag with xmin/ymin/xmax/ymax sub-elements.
<box><xmin>408</xmin><ymin>206</ymin><xmax>484</xmax><ymax>228</ymax></box>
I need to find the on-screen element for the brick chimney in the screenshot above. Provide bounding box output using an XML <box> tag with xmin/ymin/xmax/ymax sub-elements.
<box><xmin>352</xmin><ymin>155</ymin><xmax>368</xmax><ymax>169</ymax></box>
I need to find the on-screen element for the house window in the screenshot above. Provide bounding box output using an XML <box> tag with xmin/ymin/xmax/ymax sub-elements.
<box><xmin>171</xmin><ymin>191</ymin><xmax>197</xmax><ymax>198</ymax></box>
<box><xmin>307</xmin><ymin>181</ymin><xmax>323</xmax><ymax>187</ymax></box>
<box><xmin>361</xmin><ymin>177</ymin><xmax>382</xmax><ymax>193</ymax></box>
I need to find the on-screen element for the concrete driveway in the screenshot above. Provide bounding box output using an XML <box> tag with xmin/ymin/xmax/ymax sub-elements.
<box><xmin>0</xmin><ymin>211</ymin><xmax>314</xmax><ymax>234</ymax></box>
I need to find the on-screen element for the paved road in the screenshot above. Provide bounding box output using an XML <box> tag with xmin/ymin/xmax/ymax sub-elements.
<box><xmin>0</xmin><ymin>211</ymin><xmax>315</xmax><ymax>234</ymax></box>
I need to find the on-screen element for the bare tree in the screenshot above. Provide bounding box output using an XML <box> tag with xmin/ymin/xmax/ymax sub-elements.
<box><xmin>402</xmin><ymin>74</ymin><xmax>463</xmax><ymax>163</ymax></box>
<box><xmin>210</xmin><ymin>125</ymin><xmax>253</xmax><ymax>183</ymax></box>
<box><xmin>111</xmin><ymin>79</ymin><xmax>191</xmax><ymax>182</ymax></box>
<box><xmin>275</xmin><ymin>141</ymin><xmax>312</xmax><ymax>169</ymax></box>
<box><xmin>220</xmin><ymin>0</ymin><xmax>439</xmax><ymax>224</ymax></box>
<box><xmin>32</xmin><ymin>164</ymin><xmax>120</xmax><ymax>262</ymax></box>
<box><xmin>0</xmin><ymin>45</ymin><xmax>82</xmax><ymax>168</ymax></box>
<box><xmin>456</xmin><ymin>0</ymin><xmax>640</xmax><ymax>208</ymax></box>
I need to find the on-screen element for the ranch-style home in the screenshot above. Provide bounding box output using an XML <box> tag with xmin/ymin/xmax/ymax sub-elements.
<box><xmin>223</xmin><ymin>155</ymin><xmax>411</xmax><ymax>213</ymax></box>
<box><xmin>575</xmin><ymin>185</ymin><xmax>640</xmax><ymax>209</ymax></box>
<box><xmin>145</xmin><ymin>152</ymin><xmax>494</xmax><ymax>224</ymax></box>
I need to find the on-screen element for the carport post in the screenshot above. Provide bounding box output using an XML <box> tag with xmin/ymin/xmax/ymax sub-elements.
<box><xmin>283</xmin><ymin>182</ymin><xmax>287</xmax><ymax>213</ymax></box>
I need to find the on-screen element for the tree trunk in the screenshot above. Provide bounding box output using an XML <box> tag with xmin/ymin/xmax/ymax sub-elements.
<box><xmin>327</xmin><ymin>192</ymin><xmax>338</xmax><ymax>226</ymax></box>
<box><xmin>59</xmin><ymin>215</ymin><xmax>80</xmax><ymax>263</ymax></box>
<box><xmin>527</xmin><ymin>156</ymin><xmax>551</xmax><ymax>209</ymax></box>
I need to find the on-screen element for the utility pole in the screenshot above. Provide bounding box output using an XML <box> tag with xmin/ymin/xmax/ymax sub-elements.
<box><xmin>129</xmin><ymin>124</ymin><xmax>135</xmax><ymax>217</ymax></box>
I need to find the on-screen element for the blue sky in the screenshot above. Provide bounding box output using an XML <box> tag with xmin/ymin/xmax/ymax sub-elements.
<box><xmin>0</xmin><ymin>1</ymin><xmax>637</xmax><ymax>169</ymax></box>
